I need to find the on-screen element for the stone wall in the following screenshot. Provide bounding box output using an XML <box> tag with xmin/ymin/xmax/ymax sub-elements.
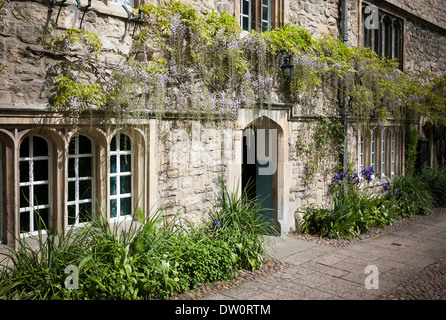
<box><xmin>288</xmin><ymin>120</ymin><xmax>339</xmax><ymax>210</ymax></box>
<box><xmin>0</xmin><ymin>0</ymin><xmax>445</xmax><ymax>237</ymax></box>
<box><xmin>349</xmin><ymin>0</ymin><xmax>446</xmax><ymax>75</ymax></box>
<box><xmin>405</xmin><ymin>19</ymin><xmax>446</xmax><ymax>74</ymax></box>
<box><xmin>288</xmin><ymin>0</ymin><xmax>339</xmax><ymax>38</ymax></box>
<box><xmin>0</xmin><ymin>0</ymin><xmax>137</xmax><ymax>107</ymax></box>
<box><xmin>155</xmin><ymin>120</ymin><xmax>233</xmax><ymax>224</ymax></box>
<box><xmin>384</xmin><ymin>0</ymin><xmax>446</xmax><ymax>30</ymax></box>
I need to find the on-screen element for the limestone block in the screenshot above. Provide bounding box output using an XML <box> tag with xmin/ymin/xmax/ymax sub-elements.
<box><xmin>16</xmin><ymin>25</ymin><xmax>41</xmax><ymax>44</ymax></box>
<box><xmin>0</xmin><ymin>91</ymin><xmax>12</xmax><ymax>104</ymax></box>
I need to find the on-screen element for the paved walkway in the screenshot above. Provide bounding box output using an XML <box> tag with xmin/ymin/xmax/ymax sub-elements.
<box><xmin>200</xmin><ymin>212</ymin><xmax>446</xmax><ymax>300</ymax></box>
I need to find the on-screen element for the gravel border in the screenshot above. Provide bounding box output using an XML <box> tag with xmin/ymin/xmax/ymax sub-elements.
<box><xmin>169</xmin><ymin>258</ymin><xmax>292</xmax><ymax>300</ymax></box>
<box><xmin>376</xmin><ymin>256</ymin><xmax>446</xmax><ymax>300</ymax></box>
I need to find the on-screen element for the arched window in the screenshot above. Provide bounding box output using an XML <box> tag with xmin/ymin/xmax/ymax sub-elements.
<box><xmin>110</xmin><ymin>133</ymin><xmax>132</xmax><ymax>219</ymax></box>
<box><xmin>19</xmin><ymin>136</ymin><xmax>50</xmax><ymax>234</ymax></box>
<box><xmin>67</xmin><ymin>135</ymin><xmax>93</xmax><ymax>225</ymax></box>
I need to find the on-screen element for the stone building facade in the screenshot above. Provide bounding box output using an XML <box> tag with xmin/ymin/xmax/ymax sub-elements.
<box><xmin>0</xmin><ymin>0</ymin><xmax>445</xmax><ymax>246</ymax></box>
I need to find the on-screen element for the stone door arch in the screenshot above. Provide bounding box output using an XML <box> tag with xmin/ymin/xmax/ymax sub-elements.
<box><xmin>241</xmin><ymin>116</ymin><xmax>283</xmax><ymax>234</ymax></box>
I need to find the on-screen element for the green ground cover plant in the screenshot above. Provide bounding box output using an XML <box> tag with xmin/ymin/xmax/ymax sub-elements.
<box><xmin>299</xmin><ymin>166</ymin><xmax>446</xmax><ymax>239</ymax></box>
<box><xmin>0</xmin><ymin>181</ymin><xmax>275</xmax><ymax>300</ymax></box>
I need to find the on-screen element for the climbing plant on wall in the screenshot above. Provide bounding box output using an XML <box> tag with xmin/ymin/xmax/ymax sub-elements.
<box><xmin>42</xmin><ymin>1</ymin><xmax>446</xmax><ymax>137</ymax></box>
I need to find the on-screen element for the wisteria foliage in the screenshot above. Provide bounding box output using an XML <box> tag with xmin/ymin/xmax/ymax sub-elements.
<box><xmin>49</xmin><ymin>1</ymin><xmax>446</xmax><ymax>127</ymax></box>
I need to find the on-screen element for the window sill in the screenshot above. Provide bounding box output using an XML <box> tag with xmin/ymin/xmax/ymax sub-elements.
<box><xmin>20</xmin><ymin>229</ymin><xmax>49</xmax><ymax>239</ymax></box>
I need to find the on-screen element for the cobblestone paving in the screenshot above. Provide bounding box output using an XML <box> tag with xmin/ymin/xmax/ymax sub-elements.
<box><xmin>182</xmin><ymin>208</ymin><xmax>446</xmax><ymax>300</ymax></box>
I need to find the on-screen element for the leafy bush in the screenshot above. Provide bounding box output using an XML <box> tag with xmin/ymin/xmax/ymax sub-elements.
<box><xmin>420</xmin><ymin>166</ymin><xmax>446</xmax><ymax>207</ymax></box>
<box><xmin>390</xmin><ymin>174</ymin><xmax>435</xmax><ymax>217</ymax></box>
<box><xmin>405</xmin><ymin>126</ymin><xmax>418</xmax><ymax>177</ymax></box>
<box><xmin>300</xmin><ymin>168</ymin><xmax>397</xmax><ymax>238</ymax></box>
<box><xmin>206</xmin><ymin>178</ymin><xmax>278</xmax><ymax>271</ymax></box>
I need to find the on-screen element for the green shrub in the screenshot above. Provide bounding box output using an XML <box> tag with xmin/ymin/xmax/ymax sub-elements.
<box><xmin>420</xmin><ymin>166</ymin><xmax>446</xmax><ymax>207</ymax></box>
<box><xmin>390</xmin><ymin>174</ymin><xmax>435</xmax><ymax>217</ymax></box>
<box><xmin>0</xmin><ymin>182</ymin><xmax>271</xmax><ymax>300</ymax></box>
<box><xmin>300</xmin><ymin>168</ymin><xmax>397</xmax><ymax>239</ymax></box>
<box><xmin>405</xmin><ymin>126</ymin><xmax>418</xmax><ymax>177</ymax></box>
<box><xmin>206</xmin><ymin>178</ymin><xmax>278</xmax><ymax>270</ymax></box>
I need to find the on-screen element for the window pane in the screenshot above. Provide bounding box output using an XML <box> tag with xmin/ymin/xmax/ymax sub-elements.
<box><xmin>110</xmin><ymin>177</ymin><xmax>117</xmax><ymax>195</ymax></box>
<box><xmin>68</xmin><ymin>158</ymin><xmax>76</xmax><ymax>178</ymax></box>
<box><xmin>242</xmin><ymin>0</ymin><xmax>249</xmax><ymax>15</ymax></box>
<box><xmin>33</xmin><ymin>136</ymin><xmax>48</xmax><ymax>157</ymax></box>
<box><xmin>20</xmin><ymin>186</ymin><xmax>30</xmax><ymax>208</ymax></box>
<box><xmin>68</xmin><ymin>138</ymin><xmax>76</xmax><ymax>155</ymax></box>
<box><xmin>68</xmin><ymin>205</ymin><xmax>76</xmax><ymax>225</ymax></box>
<box><xmin>120</xmin><ymin>197</ymin><xmax>131</xmax><ymax>216</ymax></box>
<box><xmin>20</xmin><ymin>211</ymin><xmax>30</xmax><ymax>233</ymax></box>
<box><xmin>79</xmin><ymin>202</ymin><xmax>92</xmax><ymax>223</ymax></box>
<box><xmin>120</xmin><ymin>154</ymin><xmax>131</xmax><ymax>172</ymax></box>
<box><xmin>110</xmin><ymin>136</ymin><xmax>117</xmax><ymax>152</ymax></box>
<box><xmin>262</xmin><ymin>7</ymin><xmax>268</xmax><ymax>21</ymax></box>
<box><xmin>242</xmin><ymin>17</ymin><xmax>249</xmax><ymax>31</ymax></box>
<box><xmin>110</xmin><ymin>155</ymin><xmax>117</xmax><ymax>173</ymax></box>
<box><xmin>20</xmin><ymin>137</ymin><xmax>29</xmax><ymax>158</ymax></box>
<box><xmin>262</xmin><ymin>21</ymin><xmax>268</xmax><ymax>32</ymax></box>
<box><xmin>110</xmin><ymin>199</ymin><xmax>117</xmax><ymax>218</ymax></box>
<box><xmin>79</xmin><ymin>135</ymin><xmax>92</xmax><ymax>154</ymax></box>
<box><xmin>120</xmin><ymin>175</ymin><xmax>131</xmax><ymax>194</ymax></box>
<box><xmin>20</xmin><ymin>161</ymin><xmax>29</xmax><ymax>183</ymax></box>
<box><xmin>120</xmin><ymin>134</ymin><xmax>131</xmax><ymax>151</ymax></box>
<box><xmin>79</xmin><ymin>180</ymin><xmax>92</xmax><ymax>200</ymax></box>
<box><xmin>78</xmin><ymin>157</ymin><xmax>92</xmax><ymax>177</ymax></box>
<box><xmin>262</xmin><ymin>0</ymin><xmax>268</xmax><ymax>5</ymax></box>
<box><xmin>34</xmin><ymin>184</ymin><xmax>49</xmax><ymax>206</ymax></box>
<box><xmin>34</xmin><ymin>208</ymin><xmax>49</xmax><ymax>231</ymax></box>
<box><xmin>34</xmin><ymin>160</ymin><xmax>48</xmax><ymax>181</ymax></box>
<box><xmin>68</xmin><ymin>181</ymin><xmax>76</xmax><ymax>201</ymax></box>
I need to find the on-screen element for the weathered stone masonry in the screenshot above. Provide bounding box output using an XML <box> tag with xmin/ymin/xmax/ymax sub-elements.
<box><xmin>0</xmin><ymin>0</ymin><xmax>445</xmax><ymax>245</ymax></box>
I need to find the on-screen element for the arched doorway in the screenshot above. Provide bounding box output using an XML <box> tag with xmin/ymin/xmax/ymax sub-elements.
<box><xmin>241</xmin><ymin>117</ymin><xmax>281</xmax><ymax>234</ymax></box>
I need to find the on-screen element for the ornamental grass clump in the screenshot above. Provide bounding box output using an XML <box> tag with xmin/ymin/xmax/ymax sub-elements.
<box><xmin>389</xmin><ymin>173</ymin><xmax>435</xmax><ymax>217</ymax></box>
<box><xmin>206</xmin><ymin>179</ymin><xmax>278</xmax><ymax>271</ymax></box>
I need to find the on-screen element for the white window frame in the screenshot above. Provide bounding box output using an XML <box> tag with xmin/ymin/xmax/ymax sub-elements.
<box><xmin>391</xmin><ymin>131</ymin><xmax>396</xmax><ymax>176</ymax></box>
<box><xmin>381</xmin><ymin>130</ymin><xmax>387</xmax><ymax>177</ymax></box>
<box><xmin>67</xmin><ymin>135</ymin><xmax>94</xmax><ymax>226</ymax></box>
<box><xmin>371</xmin><ymin>130</ymin><xmax>376</xmax><ymax>170</ymax></box>
<box><xmin>19</xmin><ymin>136</ymin><xmax>50</xmax><ymax>236</ymax></box>
<box><xmin>110</xmin><ymin>134</ymin><xmax>133</xmax><ymax>220</ymax></box>
<box><xmin>108</xmin><ymin>0</ymin><xmax>135</xmax><ymax>7</ymax></box>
